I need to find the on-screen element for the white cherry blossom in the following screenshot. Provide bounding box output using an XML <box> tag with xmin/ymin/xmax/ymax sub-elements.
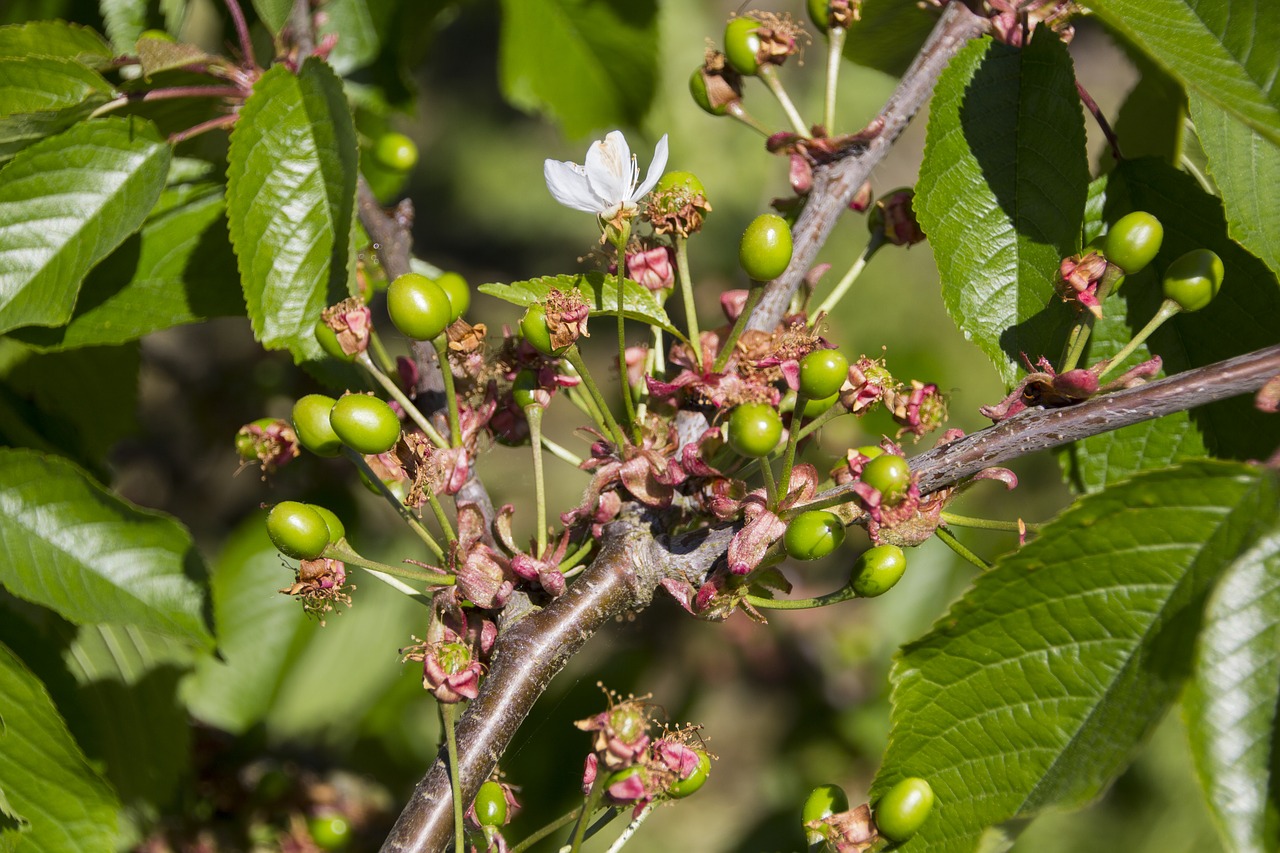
<box><xmin>544</xmin><ymin>131</ymin><xmax>669</xmax><ymax>224</ymax></box>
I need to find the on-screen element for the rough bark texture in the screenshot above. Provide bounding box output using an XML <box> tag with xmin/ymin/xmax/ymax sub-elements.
<box><xmin>371</xmin><ymin>4</ymin><xmax>1280</xmax><ymax>850</ymax></box>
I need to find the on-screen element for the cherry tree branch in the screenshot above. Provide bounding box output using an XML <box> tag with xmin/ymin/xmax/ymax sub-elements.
<box><xmin>382</xmin><ymin>341</ymin><xmax>1280</xmax><ymax>853</ymax></box>
<box><xmin>748</xmin><ymin>1</ymin><xmax>991</xmax><ymax>331</ymax></box>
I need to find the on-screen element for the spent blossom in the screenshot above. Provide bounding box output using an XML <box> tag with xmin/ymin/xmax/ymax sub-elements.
<box><xmin>544</xmin><ymin>131</ymin><xmax>669</xmax><ymax>230</ymax></box>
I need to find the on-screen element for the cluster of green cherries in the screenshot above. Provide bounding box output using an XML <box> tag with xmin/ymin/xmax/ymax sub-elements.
<box><xmin>804</xmin><ymin>777</ymin><xmax>935</xmax><ymax>846</ymax></box>
<box><xmin>1100</xmin><ymin>211</ymin><xmax>1223</xmax><ymax>312</ymax></box>
<box><xmin>725</xmin><ymin>343</ymin><xmax>912</xmax><ymax>596</ymax></box>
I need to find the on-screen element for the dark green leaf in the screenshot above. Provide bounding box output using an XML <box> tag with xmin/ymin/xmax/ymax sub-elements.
<box><xmin>0</xmin><ymin>116</ymin><xmax>171</xmax><ymax>334</ymax></box>
<box><xmin>316</xmin><ymin>0</ymin><xmax>394</xmax><ymax>75</ymax></box>
<box><xmin>841</xmin><ymin>0</ymin><xmax>936</xmax><ymax>78</ymax></box>
<box><xmin>0</xmin><ymin>20</ymin><xmax>113</xmax><ymax>66</ymax></box>
<box><xmin>873</xmin><ymin>461</ymin><xmax>1272</xmax><ymax>852</ymax></box>
<box><xmin>250</xmin><ymin>0</ymin><xmax>291</xmax><ymax>35</ymax></box>
<box><xmin>1106</xmin><ymin>52</ymin><xmax>1185</xmax><ymax>168</ymax></box>
<box><xmin>1104</xmin><ymin>157</ymin><xmax>1280</xmax><ymax>462</ymax></box>
<box><xmin>1082</xmin><ymin>0</ymin><xmax>1280</xmax><ymax>146</ymax></box>
<box><xmin>1190</xmin><ymin>92</ymin><xmax>1280</xmax><ymax>279</ymax></box>
<box><xmin>0</xmin><ymin>340</ymin><xmax>139</xmax><ymax>471</ymax></box>
<box><xmin>0</xmin><ymin>640</ymin><xmax>119</xmax><ymax>852</ymax></box>
<box><xmin>916</xmin><ymin>33</ymin><xmax>1089</xmax><ymax>385</ymax></box>
<box><xmin>183</xmin><ymin>521</ymin><xmax>315</xmax><ymax>734</ymax></box>
<box><xmin>1184</xmin><ymin>472</ymin><xmax>1280</xmax><ymax>853</ymax></box>
<box><xmin>62</xmin><ymin>624</ymin><xmax>194</xmax><ymax>820</ymax></box>
<box><xmin>10</xmin><ymin>184</ymin><xmax>243</xmax><ymax>350</ymax></box>
<box><xmin>0</xmin><ymin>448</ymin><xmax>212</xmax><ymax>647</ymax></box>
<box><xmin>498</xmin><ymin>0</ymin><xmax>658</xmax><ymax>138</ymax></box>
<box><xmin>0</xmin><ymin>56</ymin><xmax>115</xmax><ymax>162</ymax></box>
<box><xmin>478</xmin><ymin>272</ymin><xmax>682</xmax><ymax>338</ymax></box>
<box><xmin>226</xmin><ymin>59</ymin><xmax>358</xmax><ymax>364</ymax></box>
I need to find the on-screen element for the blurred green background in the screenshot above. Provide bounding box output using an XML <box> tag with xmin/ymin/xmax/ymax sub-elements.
<box><xmin>0</xmin><ymin>0</ymin><xmax>1225</xmax><ymax>850</ymax></box>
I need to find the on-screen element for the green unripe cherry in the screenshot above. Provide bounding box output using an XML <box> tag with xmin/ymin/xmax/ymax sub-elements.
<box><xmin>314</xmin><ymin>318</ymin><xmax>356</xmax><ymax>362</ymax></box>
<box><xmin>329</xmin><ymin>394</ymin><xmax>401</xmax><ymax>455</ymax></box>
<box><xmin>434</xmin><ymin>271</ymin><xmax>470</xmax><ymax>321</ymax></box>
<box><xmin>666</xmin><ymin>748</ymin><xmax>712</xmax><ymax>799</ymax></box>
<box><xmin>387</xmin><ymin>273</ymin><xmax>452</xmax><ymax>341</ymax></box>
<box><xmin>292</xmin><ymin>394</ymin><xmax>342</xmax><ymax>457</ymax></box>
<box><xmin>519</xmin><ymin>304</ymin><xmax>560</xmax><ymax>356</ymax></box>
<box><xmin>874</xmin><ymin>777</ymin><xmax>935</xmax><ymax>842</ymax></box>
<box><xmin>803</xmin><ymin>783</ymin><xmax>850</xmax><ymax>837</ymax></box>
<box><xmin>798</xmin><ymin>349</ymin><xmax>849</xmax><ymax>400</ymax></box>
<box><xmin>860</xmin><ymin>453</ymin><xmax>910</xmax><ymax>504</ymax></box>
<box><xmin>739</xmin><ymin>213</ymin><xmax>793</xmax><ymax>281</ymax></box>
<box><xmin>307</xmin><ymin>504</ymin><xmax>345</xmax><ymax>543</ymax></box>
<box><xmin>723</xmin><ymin>16</ymin><xmax>762</xmax><ymax>76</ymax></box>
<box><xmin>511</xmin><ymin>370</ymin><xmax>541</xmax><ymax>410</ymax></box>
<box><xmin>307</xmin><ymin>814</ymin><xmax>352</xmax><ymax>850</ymax></box>
<box><xmin>802</xmin><ymin>392</ymin><xmax>839</xmax><ymax>419</ymax></box>
<box><xmin>1162</xmin><ymin>248</ymin><xmax>1224</xmax><ymax>312</ymax></box>
<box><xmin>656</xmin><ymin>170</ymin><xmax>707</xmax><ymax>199</ymax></box>
<box><xmin>1103</xmin><ymin>211</ymin><xmax>1163</xmax><ymax>275</ymax></box>
<box><xmin>727</xmin><ymin>402</ymin><xmax>783</xmax><ymax>458</ymax></box>
<box><xmin>267</xmin><ymin>501</ymin><xmax>330</xmax><ymax>560</ymax></box>
<box><xmin>473</xmin><ymin>780</ymin><xmax>508</xmax><ymax>828</ymax></box>
<box><xmin>807</xmin><ymin>0</ymin><xmax>834</xmax><ymax>31</ymax></box>
<box><xmin>784</xmin><ymin>510</ymin><xmax>846</xmax><ymax>561</ymax></box>
<box><xmin>852</xmin><ymin>544</ymin><xmax>907</xmax><ymax>598</ymax></box>
<box><xmin>373</xmin><ymin>131</ymin><xmax>419</xmax><ymax>173</ymax></box>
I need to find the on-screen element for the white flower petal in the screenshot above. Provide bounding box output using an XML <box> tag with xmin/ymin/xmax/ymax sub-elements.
<box><xmin>632</xmin><ymin>134</ymin><xmax>669</xmax><ymax>201</ymax></box>
<box><xmin>544</xmin><ymin>159</ymin><xmax>604</xmax><ymax>213</ymax></box>
<box><xmin>584</xmin><ymin>131</ymin><xmax>632</xmax><ymax>206</ymax></box>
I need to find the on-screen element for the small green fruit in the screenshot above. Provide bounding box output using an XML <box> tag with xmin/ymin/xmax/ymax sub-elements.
<box><xmin>267</xmin><ymin>501</ymin><xmax>330</xmax><ymax>560</ymax></box>
<box><xmin>329</xmin><ymin>394</ymin><xmax>401</xmax><ymax>455</ymax></box>
<box><xmin>851</xmin><ymin>544</ymin><xmax>907</xmax><ymax>597</ymax></box>
<box><xmin>784</xmin><ymin>511</ymin><xmax>845</xmax><ymax>561</ymax></box>
<box><xmin>739</xmin><ymin>213</ymin><xmax>793</xmax><ymax>281</ymax></box>
<box><xmin>1103</xmin><ymin>211</ymin><xmax>1163</xmax><ymax>275</ymax></box>
<box><xmin>723</xmin><ymin>16</ymin><xmax>762</xmax><ymax>76</ymax></box>
<box><xmin>874</xmin><ymin>777</ymin><xmax>934</xmax><ymax>842</ymax></box>
<box><xmin>1161</xmin><ymin>248</ymin><xmax>1224</xmax><ymax>312</ymax></box>
<box><xmin>727</xmin><ymin>403</ymin><xmax>783</xmax><ymax>458</ymax></box>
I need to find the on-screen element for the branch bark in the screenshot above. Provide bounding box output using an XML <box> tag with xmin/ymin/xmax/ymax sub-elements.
<box><xmin>748</xmin><ymin>1</ymin><xmax>990</xmax><ymax>332</ymax></box>
<box><xmin>384</xmin><ymin>341</ymin><xmax>1280</xmax><ymax>852</ymax></box>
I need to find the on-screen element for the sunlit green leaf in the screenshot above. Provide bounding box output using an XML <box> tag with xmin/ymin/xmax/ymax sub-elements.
<box><xmin>0</xmin><ymin>641</ymin><xmax>119</xmax><ymax>853</ymax></box>
<box><xmin>1190</xmin><ymin>92</ymin><xmax>1280</xmax><ymax>279</ymax></box>
<box><xmin>0</xmin><ymin>20</ymin><xmax>113</xmax><ymax>66</ymax></box>
<box><xmin>0</xmin><ymin>448</ymin><xmax>212</xmax><ymax>647</ymax></box>
<box><xmin>1184</xmin><ymin>472</ymin><xmax>1280</xmax><ymax>853</ymax></box>
<box><xmin>0</xmin><ymin>56</ymin><xmax>115</xmax><ymax>162</ymax></box>
<box><xmin>916</xmin><ymin>33</ymin><xmax>1089</xmax><ymax>385</ymax></box>
<box><xmin>0</xmin><ymin>340</ymin><xmax>139</xmax><ymax>472</ymax></box>
<box><xmin>498</xmin><ymin>0</ymin><xmax>658</xmax><ymax>138</ymax></box>
<box><xmin>0</xmin><ymin>116</ymin><xmax>170</xmax><ymax>334</ymax></box>
<box><xmin>1082</xmin><ymin>0</ymin><xmax>1280</xmax><ymax>146</ymax></box>
<box><xmin>873</xmin><ymin>461</ymin><xmax>1274</xmax><ymax>852</ymax></box>
<box><xmin>10</xmin><ymin>184</ymin><xmax>243</xmax><ymax>350</ymax></box>
<box><xmin>226</xmin><ymin>59</ymin><xmax>358</xmax><ymax>364</ymax></box>
<box><xmin>478</xmin><ymin>271</ymin><xmax>682</xmax><ymax>338</ymax></box>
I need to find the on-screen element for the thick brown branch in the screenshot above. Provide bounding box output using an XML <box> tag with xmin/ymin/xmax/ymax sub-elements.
<box><xmin>382</xmin><ymin>343</ymin><xmax>1280</xmax><ymax>852</ymax></box>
